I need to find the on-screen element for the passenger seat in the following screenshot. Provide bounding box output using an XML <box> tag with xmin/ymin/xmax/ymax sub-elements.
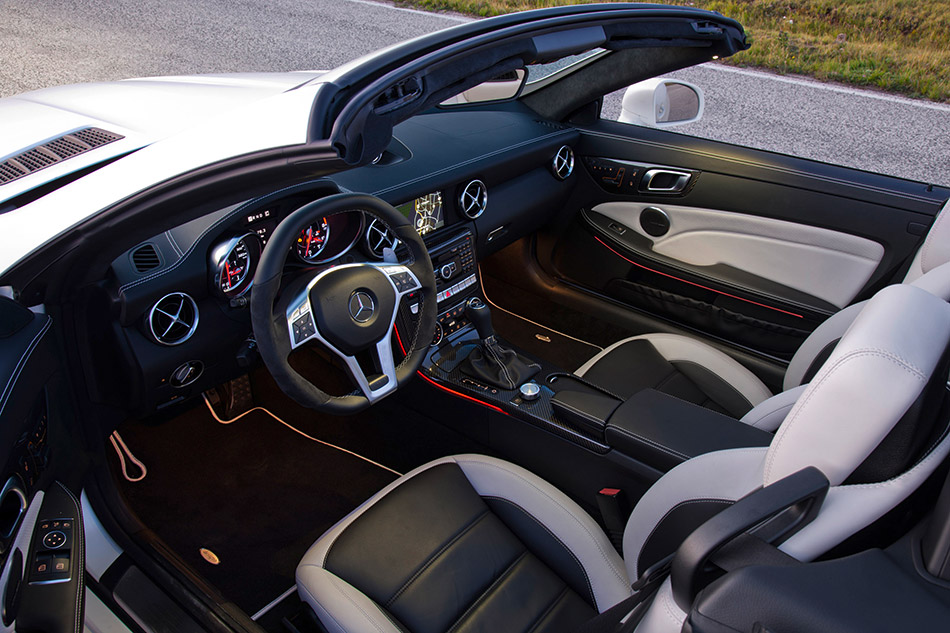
<box><xmin>576</xmin><ymin>200</ymin><xmax>950</xmax><ymax>428</ymax></box>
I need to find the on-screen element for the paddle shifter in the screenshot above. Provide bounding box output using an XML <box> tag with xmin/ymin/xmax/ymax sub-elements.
<box><xmin>460</xmin><ymin>297</ymin><xmax>540</xmax><ymax>390</ymax></box>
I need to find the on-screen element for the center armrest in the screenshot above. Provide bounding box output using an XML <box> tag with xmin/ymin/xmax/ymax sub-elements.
<box><xmin>606</xmin><ymin>389</ymin><xmax>773</xmax><ymax>472</ymax></box>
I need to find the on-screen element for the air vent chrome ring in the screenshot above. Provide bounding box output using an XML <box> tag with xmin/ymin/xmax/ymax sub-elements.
<box><xmin>459</xmin><ymin>179</ymin><xmax>488</xmax><ymax>219</ymax></box>
<box><xmin>148</xmin><ymin>292</ymin><xmax>199</xmax><ymax>346</ymax></box>
<box><xmin>365</xmin><ymin>218</ymin><xmax>400</xmax><ymax>259</ymax></box>
<box><xmin>552</xmin><ymin>145</ymin><xmax>575</xmax><ymax>180</ymax></box>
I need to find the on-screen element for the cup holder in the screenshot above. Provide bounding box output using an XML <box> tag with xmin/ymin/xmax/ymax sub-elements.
<box><xmin>0</xmin><ymin>477</ymin><xmax>26</xmax><ymax>539</ymax></box>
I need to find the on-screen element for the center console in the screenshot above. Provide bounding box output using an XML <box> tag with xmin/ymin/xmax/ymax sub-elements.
<box><xmin>404</xmin><ymin>228</ymin><xmax>772</xmax><ymax>481</ymax></box>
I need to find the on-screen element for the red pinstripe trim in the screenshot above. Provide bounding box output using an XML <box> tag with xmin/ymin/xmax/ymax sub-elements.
<box><xmin>395</xmin><ymin>324</ymin><xmax>509</xmax><ymax>416</ymax></box>
<box><xmin>593</xmin><ymin>235</ymin><xmax>804</xmax><ymax>319</ymax></box>
<box><xmin>416</xmin><ymin>372</ymin><xmax>510</xmax><ymax>416</ymax></box>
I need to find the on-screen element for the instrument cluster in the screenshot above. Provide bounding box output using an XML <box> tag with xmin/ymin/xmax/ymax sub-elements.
<box><xmin>208</xmin><ymin>210</ymin><xmax>365</xmax><ymax>299</ymax></box>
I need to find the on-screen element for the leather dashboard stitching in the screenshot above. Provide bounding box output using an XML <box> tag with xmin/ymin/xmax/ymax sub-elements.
<box><xmin>119</xmin><ymin>180</ymin><xmax>338</xmax><ymax>294</ymax></box>
<box><xmin>482</xmin><ymin>495</ymin><xmax>597</xmax><ymax>609</ymax></box>
<box><xmin>371</xmin><ymin>130</ymin><xmax>573</xmax><ymax>197</ymax></box>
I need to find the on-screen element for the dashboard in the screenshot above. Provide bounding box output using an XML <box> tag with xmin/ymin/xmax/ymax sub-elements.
<box><xmin>94</xmin><ymin>106</ymin><xmax>580</xmax><ymax>415</ymax></box>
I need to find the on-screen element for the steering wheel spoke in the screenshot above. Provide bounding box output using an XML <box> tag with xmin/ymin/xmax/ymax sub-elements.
<box><xmin>252</xmin><ymin>193</ymin><xmax>437</xmax><ymax>414</ymax></box>
<box><xmin>339</xmin><ymin>335</ymin><xmax>399</xmax><ymax>402</ymax></box>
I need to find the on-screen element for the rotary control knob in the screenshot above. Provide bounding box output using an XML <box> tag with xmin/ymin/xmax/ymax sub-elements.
<box><xmin>519</xmin><ymin>381</ymin><xmax>541</xmax><ymax>402</ymax></box>
<box><xmin>440</xmin><ymin>263</ymin><xmax>455</xmax><ymax>280</ymax></box>
<box><xmin>431</xmin><ymin>322</ymin><xmax>444</xmax><ymax>347</ymax></box>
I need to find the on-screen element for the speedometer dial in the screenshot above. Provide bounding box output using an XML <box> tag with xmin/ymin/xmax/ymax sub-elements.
<box><xmin>295</xmin><ymin>218</ymin><xmax>331</xmax><ymax>263</ymax></box>
<box><xmin>220</xmin><ymin>240</ymin><xmax>250</xmax><ymax>294</ymax></box>
<box><xmin>210</xmin><ymin>234</ymin><xmax>261</xmax><ymax>299</ymax></box>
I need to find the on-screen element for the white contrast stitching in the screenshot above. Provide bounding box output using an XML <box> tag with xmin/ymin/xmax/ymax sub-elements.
<box><xmin>0</xmin><ymin>316</ymin><xmax>51</xmax><ymax>420</ymax></box>
<box><xmin>765</xmin><ymin>349</ymin><xmax>927</xmax><ymax>483</ymax></box>
<box><xmin>455</xmin><ymin>457</ymin><xmax>629</xmax><ymax>596</ymax></box>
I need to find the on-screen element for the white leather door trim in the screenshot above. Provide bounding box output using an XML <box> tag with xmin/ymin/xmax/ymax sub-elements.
<box><xmin>592</xmin><ymin>202</ymin><xmax>884</xmax><ymax>308</ymax></box>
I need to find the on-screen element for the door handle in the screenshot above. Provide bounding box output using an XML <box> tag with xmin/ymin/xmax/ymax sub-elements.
<box><xmin>642</xmin><ymin>168</ymin><xmax>692</xmax><ymax>193</ymax></box>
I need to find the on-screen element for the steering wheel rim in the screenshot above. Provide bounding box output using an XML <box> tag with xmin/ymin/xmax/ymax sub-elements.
<box><xmin>251</xmin><ymin>193</ymin><xmax>437</xmax><ymax>415</ymax></box>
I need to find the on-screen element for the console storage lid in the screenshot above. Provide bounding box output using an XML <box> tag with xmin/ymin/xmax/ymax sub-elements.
<box><xmin>606</xmin><ymin>388</ymin><xmax>772</xmax><ymax>471</ymax></box>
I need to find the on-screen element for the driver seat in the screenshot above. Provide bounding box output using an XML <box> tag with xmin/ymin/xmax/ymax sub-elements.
<box><xmin>296</xmin><ymin>283</ymin><xmax>950</xmax><ymax>633</ymax></box>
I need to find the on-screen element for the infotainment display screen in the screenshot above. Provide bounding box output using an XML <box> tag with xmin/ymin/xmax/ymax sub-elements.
<box><xmin>397</xmin><ymin>192</ymin><xmax>444</xmax><ymax>236</ymax></box>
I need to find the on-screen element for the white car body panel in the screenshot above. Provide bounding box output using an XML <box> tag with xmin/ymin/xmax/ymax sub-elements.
<box><xmin>0</xmin><ymin>73</ymin><xmax>330</xmax><ymax>276</ymax></box>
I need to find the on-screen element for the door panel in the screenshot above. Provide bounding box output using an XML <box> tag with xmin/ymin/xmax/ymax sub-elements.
<box><xmin>0</xmin><ymin>297</ymin><xmax>82</xmax><ymax>632</ymax></box>
<box><xmin>546</xmin><ymin>119</ymin><xmax>950</xmax><ymax>360</ymax></box>
<box><xmin>590</xmin><ymin>201</ymin><xmax>885</xmax><ymax>309</ymax></box>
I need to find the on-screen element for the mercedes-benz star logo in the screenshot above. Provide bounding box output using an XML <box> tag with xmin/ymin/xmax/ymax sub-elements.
<box><xmin>348</xmin><ymin>291</ymin><xmax>376</xmax><ymax>323</ymax></box>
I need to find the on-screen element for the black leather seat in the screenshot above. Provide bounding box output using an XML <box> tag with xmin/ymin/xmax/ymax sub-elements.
<box><xmin>296</xmin><ymin>284</ymin><xmax>950</xmax><ymax>633</ymax></box>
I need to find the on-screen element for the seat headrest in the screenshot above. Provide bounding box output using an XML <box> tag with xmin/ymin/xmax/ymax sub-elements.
<box><xmin>764</xmin><ymin>284</ymin><xmax>950</xmax><ymax>487</ymax></box>
<box><xmin>910</xmin><ymin>259</ymin><xmax>950</xmax><ymax>301</ymax></box>
<box><xmin>906</xmin><ymin>200</ymin><xmax>950</xmax><ymax>282</ymax></box>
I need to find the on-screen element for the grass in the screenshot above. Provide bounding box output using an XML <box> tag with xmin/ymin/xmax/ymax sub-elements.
<box><xmin>396</xmin><ymin>0</ymin><xmax>950</xmax><ymax>102</ymax></box>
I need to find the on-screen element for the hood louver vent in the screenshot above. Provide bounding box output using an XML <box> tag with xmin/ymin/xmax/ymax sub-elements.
<box><xmin>131</xmin><ymin>244</ymin><xmax>161</xmax><ymax>273</ymax></box>
<box><xmin>148</xmin><ymin>293</ymin><xmax>199</xmax><ymax>346</ymax></box>
<box><xmin>459</xmin><ymin>180</ymin><xmax>488</xmax><ymax>219</ymax></box>
<box><xmin>0</xmin><ymin>127</ymin><xmax>125</xmax><ymax>186</ymax></box>
<box><xmin>552</xmin><ymin>146</ymin><xmax>575</xmax><ymax>180</ymax></box>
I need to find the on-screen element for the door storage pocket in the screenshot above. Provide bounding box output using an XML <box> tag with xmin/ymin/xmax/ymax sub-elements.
<box><xmin>606</xmin><ymin>279</ymin><xmax>813</xmax><ymax>356</ymax></box>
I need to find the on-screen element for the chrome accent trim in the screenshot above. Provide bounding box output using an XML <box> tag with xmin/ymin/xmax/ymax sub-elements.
<box><xmin>209</xmin><ymin>232</ymin><xmax>259</xmax><ymax>299</ymax></box>
<box><xmin>459</xmin><ymin>180</ymin><xmax>488</xmax><ymax>219</ymax></box>
<box><xmin>552</xmin><ymin>145</ymin><xmax>575</xmax><ymax>180</ymax></box>
<box><xmin>285</xmin><ymin>263</ymin><xmax>422</xmax><ymax>403</ymax></box>
<box><xmin>0</xmin><ymin>477</ymin><xmax>26</xmax><ymax>539</ymax></box>
<box><xmin>364</xmin><ymin>217</ymin><xmax>399</xmax><ymax>259</ymax></box>
<box><xmin>147</xmin><ymin>292</ymin><xmax>199</xmax><ymax>346</ymax></box>
<box><xmin>642</xmin><ymin>168</ymin><xmax>692</xmax><ymax>192</ymax></box>
<box><xmin>312</xmin><ymin>211</ymin><xmax>364</xmax><ymax>264</ymax></box>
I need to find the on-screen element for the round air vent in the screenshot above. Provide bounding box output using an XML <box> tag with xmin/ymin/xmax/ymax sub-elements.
<box><xmin>148</xmin><ymin>292</ymin><xmax>199</xmax><ymax>346</ymax></box>
<box><xmin>459</xmin><ymin>180</ymin><xmax>488</xmax><ymax>219</ymax></box>
<box><xmin>552</xmin><ymin>145</ymin><xmax>575</xmax><ymax>180</ymax></box>
<box><xmin>365</xmin><ymin>218</ymin><xmax>399</xmax><ymax>259</ymax></box>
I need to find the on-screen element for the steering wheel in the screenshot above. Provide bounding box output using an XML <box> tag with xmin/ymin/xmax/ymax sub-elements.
<box><xmin>251</xmin><ymin>193</ymin><xmax>437</xmax><ymax>415</ymax></box>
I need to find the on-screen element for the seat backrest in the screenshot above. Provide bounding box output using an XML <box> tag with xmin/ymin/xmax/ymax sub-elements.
<box><xmin>624</xmin><ymin>283</ymin><xmax>950</xmax><ymax>583</ymax></box>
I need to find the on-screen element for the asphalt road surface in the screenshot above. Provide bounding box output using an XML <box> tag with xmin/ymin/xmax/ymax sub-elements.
<box><xmin>2</xmin><ymin>0</ymin><xmax>949</xmax><ymax>185</ymax></box>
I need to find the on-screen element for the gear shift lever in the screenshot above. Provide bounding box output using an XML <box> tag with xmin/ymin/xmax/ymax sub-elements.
<box><xmin>464</xmin><ymin>297</ymin><xmax>494</xmax><ymax>340</ymax></box>
<box><xmin>460</xmin><ymin>296</ymin><xmax>540</xmax><ymax>390</ymax></box>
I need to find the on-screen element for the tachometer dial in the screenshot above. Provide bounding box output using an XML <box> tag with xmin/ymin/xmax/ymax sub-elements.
<box><xmin>295</xmin><ymin>218</ymin><xmax>331</xmax><ymax>263</ymax></box>
<box><xmin>210</xmin><ymin>234</ymin><xmax>260</xmax><ymax>299</ymax></box>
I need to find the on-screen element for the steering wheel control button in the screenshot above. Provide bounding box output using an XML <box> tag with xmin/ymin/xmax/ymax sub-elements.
<box><xmin>42</xmin><ymin>530</ymin><xmax>67</xmax><ymax>549</ymax></box>
<box><xmin>348</xmin><ymin>291</ymin><xmax>376</xmax><ymax>323</ymax></box>
<box><xmin>292</xmin><ymin>314</ymin><xmax>316</xmax><ymax>345</ymax></box>
<box><xmin>389</xmin><ymin>271</ymin><xmax>418</xmax><ymax>292</ymax></box>
<box><xmin>519</xmin><ymin>382</ymin><xmax>541</xmax><ymax>402</ymax></box>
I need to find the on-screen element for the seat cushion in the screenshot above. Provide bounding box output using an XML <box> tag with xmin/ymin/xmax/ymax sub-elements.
<box><xmin>297</xmin><ymin>455</ymin><xmax>631</xmax><ymax>633</ymax></box>
<box><xmin>575</xmin><ymin>334</ymin><xmax>771</xmax><ymax>418</ymax></box>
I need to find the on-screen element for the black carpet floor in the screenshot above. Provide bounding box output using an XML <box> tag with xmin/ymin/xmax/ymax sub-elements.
<box><xmin>111</xmin><ymin>363</ymin><xmax>490</xmax><ymax>619</ymax></box>
<box><xmin>112</xmin><ymin>404</ymin><xmax>398</xmax><ymax>616</ymax></box>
